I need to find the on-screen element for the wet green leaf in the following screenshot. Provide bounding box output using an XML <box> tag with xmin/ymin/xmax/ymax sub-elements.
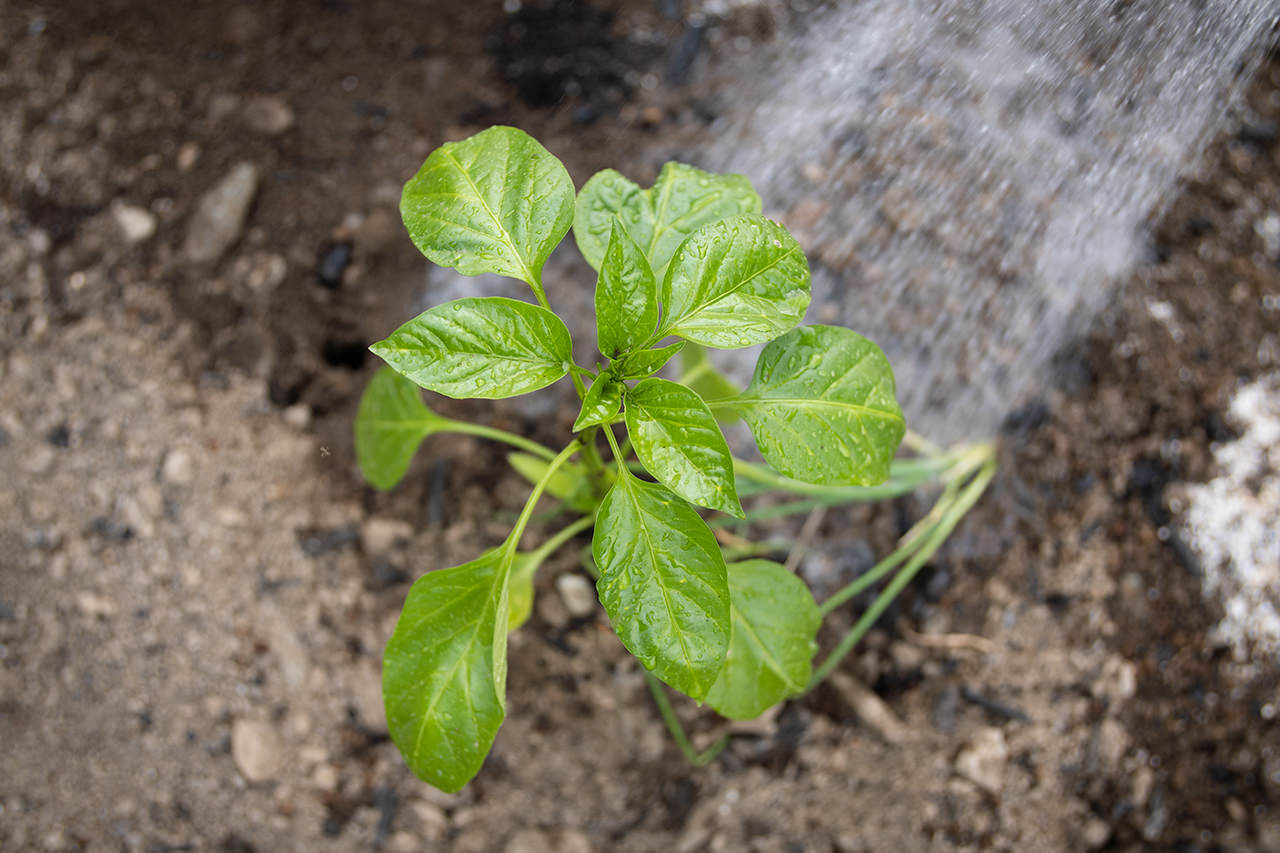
<box><xmin>706</xmin><ymin>560</ymin><xmax>820</xmax><ymax>720</ymax></box>
<box><xmin>595</xmin><ymin>223</ymin><xmax>659</xmax><ymax>358</ymax></box>
<box><xmin>625</xmin><ymin>378</ymin><xmax>743</xmax><ymax>517</ymax></box>
<box><xmin>383</xmin><ymin>548</ymin><xmax>512</xmax><ymax>792</ymax></box>
<box><xmin>400</xmin><ymin>126</ymin><xmax>574</xmax><ymax>287</ymax></box>
<box><xmin>659</xmin><ymin>215</ymin><xmax>810</xmax><ymax>349</ymax></box>
<box><xmin>371</xmin><ymin>297</ymin><xmax>571</xmax><ymax>399</ymax></box>
<box><xmin>507</xmin><ymin>452</ymin><xmax>595</xmax><ymax>513</ymax></box>
<box><xmin>355</xmin><ymin>367</ymin><xmax>450</xmax><ymax>490</ymax></box>
<box><xmin>573</xmin><ymin>375</ymin><xmax>623</xmax><ymax>431</ymax></box>
<box><xmin>592</xmin><ymin>477</ymin><xmax>730</xmax><ymax>700</ymax></box>
<box><xmin>615</xmin><ymin>342</ymin><xmax>685</xmax><ymax>379</ymax></box>
<box><xmin>573</xmin><ymin>163</ymin><xmax>761</xmax><ymax>277</ymax></box>
<box><xmin>726</xmin><ymin>325</ymin><xmax>905</xmax><ymax>485</ymax></box>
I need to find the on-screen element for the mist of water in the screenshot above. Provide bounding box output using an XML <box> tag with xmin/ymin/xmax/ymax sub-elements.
<box><xmin>704</xmin><ymin>0</ymin><xmax>1276</xmax><ymax>441</ymax></box>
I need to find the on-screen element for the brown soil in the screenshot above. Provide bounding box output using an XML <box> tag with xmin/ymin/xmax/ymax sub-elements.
<box><xmin>2</xmin><ymin>2</ymin><xmax>1278</xmax><ymax>851</ymax></box>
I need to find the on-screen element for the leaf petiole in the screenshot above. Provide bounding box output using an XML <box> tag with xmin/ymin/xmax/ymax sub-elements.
<box><xmin>442</xmin><ymin>419</ymin><xmax>559</xmax><ymax>462</ymax></box>
<box><xmin>645</xmin><ymin>672</ymin><xmax>729</xmax><ymax>767</ymax></box>
<box><xmin>807</xmin><ymin>452</ymin><xmax>996</xmax><ymax>689</ymax></box>
<box><xmin>503</xmin><ymin>441</ymin><xmax>583</xmax><ymax>557</ymax></box>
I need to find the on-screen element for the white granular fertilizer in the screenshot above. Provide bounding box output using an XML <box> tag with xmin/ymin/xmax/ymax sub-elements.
<box><xmin>1183</xmin><ymin>374</ymin><xmax>1280</xmax><ymax>658</ymax></box>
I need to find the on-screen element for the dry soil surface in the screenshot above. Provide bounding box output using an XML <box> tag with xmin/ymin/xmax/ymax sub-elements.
<box><xmin>2</xmin><ymin>2</ymin><xmax>1279</xmax><ymax>851</ymax></box>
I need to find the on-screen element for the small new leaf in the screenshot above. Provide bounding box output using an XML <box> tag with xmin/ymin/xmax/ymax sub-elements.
<box><xmin>355</xmin><ymin>367</ymin><xmax>450</xmax><ymax>490</ymax></box>
<box><xmin>595</xmin><ymin>223</ymin><xmax>658</xmax><ymax>358</ymax></box>
<box><xmin>727</xmin><ymin>325</ymin><xmax>905</xmax><ymax>485</ymax></box>
<box><xmin>615</xmin><ymin>342</ymin><xmax>686</xmax><ymax>379</ymax></box>
<box><xmin>625</xmin><ymin>378</ymin><xmax>743</xmax><ymax>517</ymax></box>
<box><xmin>400</xmin><ymin>126</ymin><xmax>574</xmax><ymax>287</ymax></box>
<box><xmin>592</xmin><ymin>477</ymin><xmax>730</xmax><ymax>700</ymax></box>
<box><xmin>383</xmin><ymin>548</ymin><xmax>512</xmax><ymax>792</ymax></box>
<box><xmin>705</xmin><ymin>560</ymin><xmax>821</xmax><ymax>720</ymax></box>
<box><xmin>574</xmin><ymin>376</ymin><xmax>623</xmax><ymax>431</ymax></box>
<box><xmin>371</xmin><ymin>297</ymin><xmax>572</xmax><ymax>399</ymax></box>
<box><xmin>658</xmin><ymin>215</ymin><xmax>810</xmax><ymax>349</ymax></box>
<box><xmin>574</xmin><ymin>163</ymin><xmax>762</xmax><ymax>277</ymax></box>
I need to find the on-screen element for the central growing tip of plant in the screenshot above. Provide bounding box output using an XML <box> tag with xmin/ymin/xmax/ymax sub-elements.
<box><xmin>356</xmin><ymin>125</ymin><xmax>912</xmax><ymax>792</ymax></box>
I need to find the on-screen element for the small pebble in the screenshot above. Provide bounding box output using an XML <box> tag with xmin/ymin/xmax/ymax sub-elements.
<box><xmin>76</xmin><ymin>591</ymin><xmax>117</xmax><ymax>618</ymax></box>
<box><xmin>231</xmin><ymin>719</ymin><xmax>284</xmax><ymax>782</ymax></box>
<box><xmin>361</xmin><ymin>518</ymin><xmax>414</xmax><ymax>557</ymax></box>
<box><xmin>555</xmin><ymin>573</ymin><xmax>597</xmax><ymax>619</ymax></box>
<box><xmin>111</xmin><ymin>201</ymin><xmax>157</xmax><ymax>244</ymax></box>
<box><xmin>162</xmin><ymin>449</ymin><xmax>195</xmax><ymax>486</ymax></box>
<box><xmin>954</xmin><ymin>726</ymin><xmax>1007</xmax><ymax>794</ymax></box>
<box><xmin>242</xmin><ymin>95</ymin><xmax>295</xmax><ymax>135</ymax></box>
<box><xmin>184</xmin><ymin>162</ymin><xmax>259</xmax><ymax>264</ymax></box>
<box><xmin>282</xmin><ymin>403</ymin><xmax>311</xmax><ymax>430</ymax></box>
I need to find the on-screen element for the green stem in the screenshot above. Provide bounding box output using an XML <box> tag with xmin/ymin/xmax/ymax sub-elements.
<box><xmin>807</xmin><ymin>458</ymin><xmax>996</xmax><ymax>689</ymax></box>
<box><xmin>732</xmin><ymin>457</ymin><xmax>945</xmax><ymax>501</ymax></box>
<box><xmin>569</xmin><ymin>369</ymin><xmax>588</xmax><ymax>401</ymax></box>
<box><xmin>645</xmin><ymin>672</ymin><xmax>729</xmax><ymax>767</ymax></box>
<box><xmin>444</xmin><ymin>419</ymin><xmax>558</xmax><ymax>461</ymax></box>
<box><xmin>528</xmin><ymin>269</ymin><xmax>552</xmax><ymax>312</ymax></box>
<box><xmin>503</xmin><ymin>441</ymin><xmax>582</xmax><ymax>556</ymax></box>
<box><xmin>525</xmin><ymin>514</ymin><xmax>596</xmax><ymax>564</ymax></box>
<box><xmin>601</xmin><ymin>424</ymin><xmax>630</xmax><ymax>479</ymax></box>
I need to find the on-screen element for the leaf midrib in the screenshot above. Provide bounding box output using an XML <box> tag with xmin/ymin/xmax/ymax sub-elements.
<box><xmin>441</xmin><ymin>146</ymin><xmax>537</xmax><ymax>285</ymax></box>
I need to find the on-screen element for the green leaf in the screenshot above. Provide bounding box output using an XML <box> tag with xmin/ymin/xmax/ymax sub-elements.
<box><xmin>383</xmin><ymin>548</ymin><xmax>512</xmax><ymax>792</ymax></box>
<box><xmin>726</xmin><ymin>325</ymin><xmax>905</xmax><ymax>485</ymax></box>
<box><xmin>573</xmin><ymin>375</ymin><xmax>623</xmax><ymax>431</ymax></box>
<box><xmin>658</xmin><ymin>215</ymin><xmax>810</xmax><ymax>349</ymax></box>
<box><xmin>592</xmin><ymin>477</ymin><xmax>730</xmax><ymax>700</ymax></box>
<box><xmin>625</xmin><ymin>378</ymin><xmax>743</xmax><ymax>518</ymax></box>
<box><xmin>400</xmin><ymin>126</ymin><xmax>574</xmax><ymax>287</ymax></box>
<box><xmin>705</xmin><ymin>560</ymin><xmax>820</xmax><ymax>720</ymax></box>
<box><xmin>573</xmin><ymin>163</ymin><xmax>762</xmax><ymax>277</ymax></box>
<box><xmin>507</xmin><ymin>452</ymin><xmax>595</xmax><ymax>513</ymax></box>
<box><xmin>371</xmin><ymin>297</ymin><xmax>572</xmax><ymax>399</ymax></box>
<box><xmin>355</xmin><ymin>367</ymin><xmax>450</xmax><ymax>490</ymax></box>
<box><xmin>508</xmin><ymin>552</ymin><xmax>540</xmax><ymax>631</ymax></box>
<box><xmin>595</xmin><ymin>223</ymin><xmax>659</xmax><ymax>358</ymax></box>
<box><xmin>615</xmin><ymin>341</ymin><xmax>685</xmax><ymax>379</ymax></box>
<box><xmin>679</xmin><ymin>344</ymin><xmax>741</xmax><ymax>420</ymax></box>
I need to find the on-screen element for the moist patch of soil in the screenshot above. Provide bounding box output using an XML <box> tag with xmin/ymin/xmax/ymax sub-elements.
<box><xmin>2</xmin><ymin>1</ymin><xmax>1279</xmax><ymax>850</ymax></box>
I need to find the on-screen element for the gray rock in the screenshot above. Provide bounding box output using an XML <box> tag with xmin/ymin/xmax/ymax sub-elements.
<box><xmin>184</xmin><ymin>162</ymin><xmax>259</xmax><ymax>264</ymax></box>
<box><xmin>231</xmin><ymin>718</ymin><xmax>283</xmax><ymax>782</ymax></box>
<box><xmin>555</xmin><ymin>573</ymin><xmax>597</xmax><ymax>619</ymax></box>
<box><xmin>110</xmin><ymin>201</ymin><xmax>157</xmax><ymax>245</ymax></box>
<box><xmin>162</xmin><ymin>448</ymin><xmax>194</xmax><ymax>486</ymax></box>
<box><xmin>954</xmin><ymin>726</ymin><xmax>1007</xmax><ymax>794</ymax></box>
<box><xmin>242</xmin><ymin>96</ymin><xmax>295</xmax><ymax>136</ymax></box>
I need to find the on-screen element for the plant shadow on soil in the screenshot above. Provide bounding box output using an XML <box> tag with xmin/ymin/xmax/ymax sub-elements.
<box><xmin>1</xmin><ymin>1</ymin><xmax>1278</xmax><ymax>850</ymax></box>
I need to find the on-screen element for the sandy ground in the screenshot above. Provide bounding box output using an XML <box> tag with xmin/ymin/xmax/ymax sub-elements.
<box><xmin>3</xmin><ymin>1</ymin><xmax>1279</xmax><ymax>850</ymax></box>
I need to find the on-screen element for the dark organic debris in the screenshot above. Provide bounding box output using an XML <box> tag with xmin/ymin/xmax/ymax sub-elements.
<box><xmin>960</xmin><ymin>687</ymin><xmax>1031</xmax><ymax>722</ymax></box>
<box><xmin>316</xmin><ymin>241</ymin><xmax>352</xmax><ymax>289</ymax></box>
<box><xmin>297</xmin><ymin>526</ymin><xmax>360</xmax><ymax>557</ymax></box>
<box><xmin>45</xmin><ymin>423</ymin><xmax>70</xmax><ymax>447</ymax></box>
<box><xmin>90</xmin><ymin>516</ymin><xmax>135</xmax><ymax>543</ymax></box>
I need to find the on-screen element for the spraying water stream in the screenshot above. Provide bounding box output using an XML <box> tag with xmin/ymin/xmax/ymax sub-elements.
<box><xmin>703</xmin><ymin>0</ymin><xmax>1276</xmax><ymax>441</ymax></box>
